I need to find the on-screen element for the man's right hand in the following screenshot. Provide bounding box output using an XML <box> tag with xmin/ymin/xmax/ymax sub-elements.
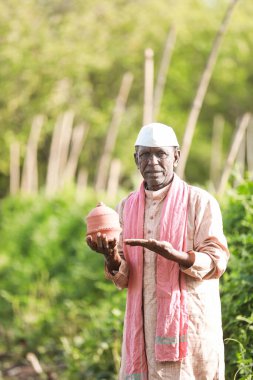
<box><xmin>86</xmin><ymin>233</ymin><xmax>121</xmax><ymax>273</ymax></box>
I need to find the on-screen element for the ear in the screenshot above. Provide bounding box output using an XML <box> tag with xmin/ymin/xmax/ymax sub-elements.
<box><xmin>173</xmin><ymin>148</ymin><xmax>180</xmax><ymax>168</ymax></box>
<box><xmin>134</xmin><ymin>152</ymin><xmax>139</xmax><ymax>169</ymax></box>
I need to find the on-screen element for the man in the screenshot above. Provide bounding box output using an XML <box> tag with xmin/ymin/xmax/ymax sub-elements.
<box><xmin>87</xmin><ymin>123</ymin><xmax>229</xmax><ymax>380</ymax></box>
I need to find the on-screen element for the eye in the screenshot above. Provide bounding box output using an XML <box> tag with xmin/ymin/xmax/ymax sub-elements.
<box><xmin>139</xmin><ymin>152</ymin><xmax>150</xmax><ymax>160</ymax></box>
<box><xmin>156</xmin><ymin>152</ymin><xmax>168</xmax><ymax>159</ymax></box>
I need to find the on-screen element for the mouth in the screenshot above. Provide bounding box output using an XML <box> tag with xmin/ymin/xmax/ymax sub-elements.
<box><xmin>145</xmin><ymin>171</ymin><xmax>163</xmax><ymax>175</ymax></box>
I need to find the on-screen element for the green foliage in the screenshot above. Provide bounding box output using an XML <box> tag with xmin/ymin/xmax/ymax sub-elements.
<box><xmin>0</xmin><ymin>180</ymin><xmax>253</xmax><ymax>378</ymax></box>
<box><xmin>0</xmin><ymin>191</ymin><xmax>126</xmax><ymax>379</ymax></box>
<box><xmin>1</xmin><ymin>0</ymin><xmax>253</xmax><ymax>195</ymax></box>
<box><xmin>221</xmin><ymin>179</ymin><xmax>253</xmax><ymax>379</ymax></box>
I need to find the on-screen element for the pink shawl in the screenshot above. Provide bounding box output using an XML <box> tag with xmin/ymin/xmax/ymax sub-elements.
<box><xmin>123</xmin><ymin>174</ymin><xmax>189</xmax><ymax>379</ymax></box>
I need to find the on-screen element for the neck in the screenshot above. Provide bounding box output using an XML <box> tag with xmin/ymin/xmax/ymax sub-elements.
<box><xmin>145</xmin><ymin>174</ymin><xmax>174</xmax><ymax>191</ymax></box>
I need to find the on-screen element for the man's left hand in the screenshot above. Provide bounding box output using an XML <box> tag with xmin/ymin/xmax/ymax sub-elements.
<box><xmin>124</xmin><ymin>238</ymin><xmax>176</xmax><ymax>259</ymax></box>
<box><xmin>124</xmin><ymin>238</ymin><xmax>194</xmax><ymax>268</ymax></box>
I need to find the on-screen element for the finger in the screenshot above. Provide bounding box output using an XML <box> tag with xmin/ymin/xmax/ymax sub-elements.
<box><xmin>124</xmin><ymin>239</ymin><xmax>139</xmax><ymax>246</ymax></box>
<box><xmin>97</xmin><ymin>232</ymin><xmax>103</xmax><ymax>249</ymax></box>
<box><xmin>108</xmin><ymin>237</ymin><xmax>117</xmax><ymax>249</ymax></box>
<box><xmin>86</xmin><ymin>235</ymin><xmax>98</xmax><ymax>251</ymax></box>
<box><xmin>160</xmin><ymin>242</ymin><xmax>169</xmax><ymax>249</ymax></box>
<box><xmin>148</xmin><ymin>238</ymin><xmax>156</xmax><ymax>243</ymax></box>
<box><xmin>124</xmin><ymin>239</ymin><xmax>149</xmax><ymax>246</ymax></box>
<box><xmin>102</xmin><ymin>234</ymin><xmax>109</xmax><ymax>250</ymax></box>
<box><xmin>147</xmin><ymin>239</ymin><xmax>167</xmax><ymax>249</ymax></box>
<box><xmin>124</xmin><ymin>239</ymin><xmax>148</xmax><ymax>244</ymax></box>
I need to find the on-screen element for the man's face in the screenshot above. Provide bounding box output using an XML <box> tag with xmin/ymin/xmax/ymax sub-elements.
<box><xmin>134</xmin><ymin>146</ymin><xmax>180</xmax><ymax>191</ymax></box>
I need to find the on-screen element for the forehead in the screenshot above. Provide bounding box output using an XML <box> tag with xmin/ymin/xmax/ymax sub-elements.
<box><xmin>136</xmin><ymin>146</ymin><xmax>173</xmax><ymax>153</ymax></box>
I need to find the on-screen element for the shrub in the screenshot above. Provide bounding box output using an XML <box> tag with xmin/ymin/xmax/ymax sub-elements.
<box><xmin>1</xmin><ymin>180</ymin><xmax>253</xmax><ymax>379</ymax></box>
<box><xmin>221</xmin><ymin>179</ymin><xmax>253</xmax><ymax>379</ymax></box>
<box><xmin>0</xmin><ymin>190</ymin><xmax>125</xmax><ymax>379</ymax></box>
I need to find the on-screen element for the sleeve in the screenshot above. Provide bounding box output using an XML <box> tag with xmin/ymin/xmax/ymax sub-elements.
<box><xmin>180</xmin><ymin>188</ymin><xmax>229</xmax><ymax>280</ymax></box>
<box><xmin>104</xmin><ymin>197</ymin><xmax>130</xmax><ymax>289</ymax></box>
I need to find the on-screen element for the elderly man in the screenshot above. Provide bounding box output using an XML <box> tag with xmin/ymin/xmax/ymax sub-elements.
<box><xmin>87</xmin><ymin>123</ymin><xmax>229</xmax><ymax>380</ymax></box>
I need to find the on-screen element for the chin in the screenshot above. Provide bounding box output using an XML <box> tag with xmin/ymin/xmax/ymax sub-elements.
<box><xmin>146</xmin><ymin>181</ymin><xmax>164</xmax><ymax>191</ymax></box>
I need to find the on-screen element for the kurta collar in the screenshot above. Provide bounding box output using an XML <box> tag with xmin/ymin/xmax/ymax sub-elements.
<box><xmin>144</xmin><ymin>178</ymin><xmax>173</xmax><ymax>201</ymax></box>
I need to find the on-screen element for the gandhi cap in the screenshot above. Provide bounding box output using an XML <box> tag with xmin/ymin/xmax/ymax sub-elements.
<box><xmin>135</xmin><ymin>122</ymin><xmax>179</xmax><ymax>147</ymax></box>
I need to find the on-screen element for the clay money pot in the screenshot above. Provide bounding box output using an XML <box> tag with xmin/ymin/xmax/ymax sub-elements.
<box><xmin>86</xmin><ymin>202</ymin><xmax>122</xmax><ymax>243</ymax></box>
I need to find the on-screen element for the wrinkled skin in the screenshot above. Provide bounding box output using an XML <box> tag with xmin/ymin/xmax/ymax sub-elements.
<box><xmin>134</xmin><ymin>146</ymin><xmax>180</xmax><ymax>191</ymax></box>
<box><xmin>86</xmin><ymin>145</ymin><xmax>194</xmax><ymax>271</ymax></box>
<box><xmin>124</xmin><ymin>238</ymin><xmax>194</xmax><ymax>267</ymax></box>
<box><xmin>86</xmin><ymin>233</ymin><xmax>121</xmax><ymax>272</ymax></box>
<box><xmin>124</xmin><ymin>238</ymin><xmax>176</xmax><ymax>258</ymax></box>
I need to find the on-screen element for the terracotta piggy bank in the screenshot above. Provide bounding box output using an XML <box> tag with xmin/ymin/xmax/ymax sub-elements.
<box><xmin>86</xmin><ymin>202</ymin><xmax>121</xmax><ymax>243</ymax></box>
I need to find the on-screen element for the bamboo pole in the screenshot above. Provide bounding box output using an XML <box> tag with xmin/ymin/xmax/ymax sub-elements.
<box><xmin>58</xmin><ymin>111</ymin><xmax>75</xmax><ymax>180</ymax></box>
<box><xmin>246</xmin><ymin>119</ymin><xmax>253</xmax><ymax>179</ymax></box>
<box><xmin>95</xmin><ymin>72</ymin><xmax>133</xmax><ymax>192</ymax></box>
<box><xmin>234</xmin><ymin>131</ymin><xmax>246</xmax><ymax>185</ymax></box>
<box><xmin>76</xmin><ymin>168</ymin><xmax>88</xmax><ymax>192</ymax></box>
<box><xmin>216</xmin><ymin>113</ymin><xmax>251</xmax><ymax>197</ymax></box>
<box><xmin>177</xmin><ymin>0</ymin><xmax>239</xmax><ymax>178</ymax></box>
<box><xmin>106</xmin><ymin>159</ymin><xmax>122</xmax><ymax>200</ymax></box>
<box><xmin>21</xmin><ymin>115</ymin><xmax>44</xmax><ymax>194</ymax></box>
<box><xmin>153</xmin><ymin>26</ymin><xmax>176</xmax><ymax>119</ymax></box>
<box><xmin>210</xmin><ymin>115</ymin><xmax>224</xmax><ymax>189</ymax></box>
<box><xmin>46</xmin><ymin>111</ymin><xmax>74</xmax><ymax>196</ymax></box>
<box><xmin>62</xmin><ymin>123</ymin><xmax>89</xmax><ymax>185</ymax></box>
<box><xmin>76</xmin><ymin>168</ymin><xmax>88</xmax><ymax>202</ymax></box>
<box><xmin>46</xmin><ymin>115</ymin><xmax>63</xmax><ymax>196</ymax></box>
<box><xmin>143</xmin><ymin>48</ymin><xmax>154</xmax><ymax>125</ymax></box>
<box><xmin>10</xmin><ymin>142</ymin><xmax>20</xmax><ymax>195</ymax></box>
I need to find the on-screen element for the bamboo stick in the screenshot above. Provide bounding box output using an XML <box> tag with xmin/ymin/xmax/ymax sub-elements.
<box><xmin>143</xmin><ymin>48</ymin><xmax>154</xmax><ymax>125</ymax></box>
<box><xmin>46</xmin><ymin>115</ymin><xmax>64</xmax><ymax>195</ymax></box>
<box><xmin>58</xmin><ymin>110</ymin><xmax>75</xmax><ymax>180</ymax></box>
<box><xmin>46</xmin><ymin>111</ymin><xmax>74</xmax><ymax>196</ymax></box>
<box><xmin>153</xmin><ymin>26</ymin><xmax>176</xmax><ymax>119</ymax></box>
<box><xmin>234</xmin><ymin>130</ymin><xmax>246</xmax><ymax>185</ymax></box>
<box><xmin>77</xmin><ymin>168</ymin><xmax>88</xmax><ymax>192</ymax></box>
<box><xmin>177</xmin><ymin>0</ymin><xmax>239</xmax><ymax>178</ymax></box>
<box><xmin>76</xmin><ymin>168</ymin><xmax>88</xmax><ymax>202</ymax></box>
<box><xmin>62</xmin><ymin>123</ymin><xmax>89</xmax><ymax>185</ymax></box>
<box><xmin>21</xmin><ymin>115</ymin><xmax>44</xmax><ymax>194</ymax></box>
<box><xmin>210</xmin><ymin>115</ymin><xmax>224</xmax><ymax>190</ymax></box>
<box><xmin>95</xmin><ymin>72</ymin><xmax>133</xmax><ymax>192</ymax></box>
<box><xmin>106</xmin><ymin>159</ymin><xmax>121</xmax><ymax>200</ymax></box>
<box><xmin>216</xmin><ymin>113</ymin><xmax>251</xmax><ymax>197</ymax></box>
<box><xmin>246</xmin><ymin>119</ymin><xmax>253</xmax><ymax>179</ymax></box>
<box><xmin>10</xmin><ymin>142</ymin><xmax>20</xmax><ymax>195</ymax></box>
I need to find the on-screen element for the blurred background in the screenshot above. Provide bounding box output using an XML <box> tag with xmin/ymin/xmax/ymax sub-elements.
<box><xmin>0</xmin><ymin>0</ymin><xmax>252</xmax><ymax>379</ymax></box>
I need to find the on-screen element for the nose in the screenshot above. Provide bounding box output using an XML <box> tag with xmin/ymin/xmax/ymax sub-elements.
<box><xmin>147</xmin><ymin>153</ymin><xmax>159</xmax><ymax>165</ymax></box>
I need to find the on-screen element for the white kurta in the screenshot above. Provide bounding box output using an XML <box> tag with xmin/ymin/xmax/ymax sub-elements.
<box><xmin>106</xmin><ymin>182</ymin><xmax>229</xmax><ymax>380</ymax></box>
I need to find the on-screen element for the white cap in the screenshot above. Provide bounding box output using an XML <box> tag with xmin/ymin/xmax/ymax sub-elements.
<box><xmin>135</xmin><ymin>122</ymin><xmax>179</xmax><ymax>147</ymax></box>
